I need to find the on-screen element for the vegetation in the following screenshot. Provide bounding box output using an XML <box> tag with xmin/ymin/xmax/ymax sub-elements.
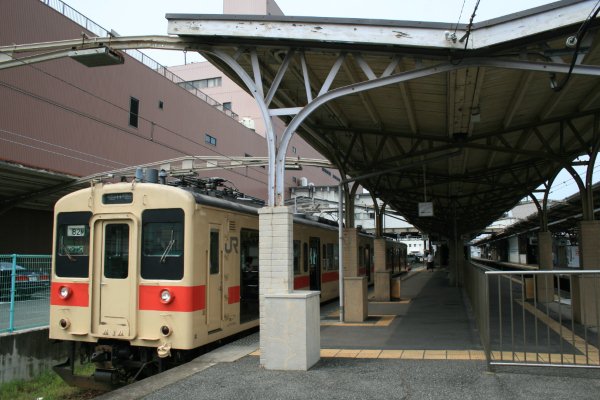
<box><xmin>0</xmin><ymin>364</ymin><xmax>105</xmax><ymax>400</ymax></box>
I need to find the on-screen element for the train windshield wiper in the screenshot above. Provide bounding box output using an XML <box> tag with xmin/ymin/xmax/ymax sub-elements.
<box><xmin>60</xmin><ymin>236</ymin><xmax>76</xmax><ymax>262</ymax></box>
<box><xmin>160</xmin><ymin>230</ymin><xmax>175</xmax><ymax>264</ymax></box>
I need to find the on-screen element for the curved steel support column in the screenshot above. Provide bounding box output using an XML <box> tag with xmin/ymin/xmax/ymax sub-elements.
<box><xmin>207</xmin><ymin>49</ymin><xmax>277</xmax><ymax>206</ymax></box>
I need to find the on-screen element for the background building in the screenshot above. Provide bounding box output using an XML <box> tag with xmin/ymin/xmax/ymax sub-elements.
<box><xmin>0</xmin><ymin>0</ymin><xmax>337</xmax><ymax>253</ymax></box>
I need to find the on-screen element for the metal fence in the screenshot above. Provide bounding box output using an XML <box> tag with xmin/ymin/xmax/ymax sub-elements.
<box><xmin>0</xmin><ymin>254</ymin><xmax>51</xmax><ymax>333</ymax></box>
<box><xmin>467</xmin><ymin>261</ymin><xmax>600</xmax><ymax>369</ymax></box>
<box><xmin>39</xmin><ymin>0</ymin><xmax>239</xmax><ymax>121</ymax></box>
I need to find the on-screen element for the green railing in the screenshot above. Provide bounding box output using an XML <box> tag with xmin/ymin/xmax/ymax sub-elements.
<box><xmin>0</xmin><ymin>254</ymin><xmax>51</xmax><ymax>333</ymax></box>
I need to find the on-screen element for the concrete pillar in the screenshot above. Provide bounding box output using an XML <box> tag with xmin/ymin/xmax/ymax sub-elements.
<box><xmin>373</xmin><ymin>238</ymin><xmax>390</xmax><ymax>301</ymax></box>
<box><xmin>573</xmin><ymin>220</ymin><xmax>600</xmax><ymax>325</ymax></box>
<box><xmin>342</xmin><ymin>228</ymin><xmax>367</xmax><ymax>321</ymax></box>
<box><xmin>343</xmin><ymin>228</ymin><xmax>360</xmax><ymax>277</ymax></box>
<box><xmin>258</xmin><ymin>206</ymin><xmax>320</xmax><ymax>370</ymax></box>
<box><xmin>344</xmin><ymin>277</ymin><xmax>368</xmax><ymax>322</ymax></box>
<box><xmin>536</xmin><ymin>231</ymin><xmax>554</xmax><ymax>303</ymax></box>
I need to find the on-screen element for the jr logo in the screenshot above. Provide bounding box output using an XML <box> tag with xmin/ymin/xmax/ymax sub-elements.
<box><xmin>225</xmin><ymin>237</ymin><xmax>239</xmax><ymax>254</ymax></box>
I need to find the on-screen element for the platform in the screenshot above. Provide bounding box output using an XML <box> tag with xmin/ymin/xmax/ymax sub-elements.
<box><xmin>96</xmin><ymin>268</ymin><xmax>600</xmax><ymax>400</ymax></box>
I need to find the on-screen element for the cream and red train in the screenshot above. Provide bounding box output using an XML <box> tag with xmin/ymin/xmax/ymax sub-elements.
<box><xmin>49</xmin><ymin>180</ymin><xmax>406</xmax><ymax>386</ymax></box>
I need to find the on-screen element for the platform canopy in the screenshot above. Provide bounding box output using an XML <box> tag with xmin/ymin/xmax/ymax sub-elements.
<box><xmin>166</xmin><ymin>0</ymin><xmax>600</xmax><ymax>238</ymax></box>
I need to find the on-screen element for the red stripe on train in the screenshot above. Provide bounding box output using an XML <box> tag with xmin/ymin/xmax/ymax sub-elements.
<box><xmin>228</xmin><ymin>286</ymin><xmax>240</xmax><ymax>304</ymax></box>
<box><xmin>139</xmin><ymin>285</ymin><xmax>205</xmax><ymax>312</ymax></box>
<box><xmin>50</xmin><ymin>282</ymin><xmax>89</xmax><ymax>307</ymax></box>
<box><xmin>322</xmin><ymin>271</ymin><xmax>339</xmax><ymax>283</ymax></box>
<box><xmin>294</xmin><ymin>275</ymin><xmax>310</xmax><ymax>289</ymax></box>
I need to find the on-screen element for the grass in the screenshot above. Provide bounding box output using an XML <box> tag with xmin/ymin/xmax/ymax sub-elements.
<box><xmin>0</xmin><ymin>363</ymin><xmax>104</xmax><ymax>400</ymax></box>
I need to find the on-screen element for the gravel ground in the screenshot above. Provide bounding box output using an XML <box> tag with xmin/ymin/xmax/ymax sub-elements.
<box><xmin>140</xmin><ymin>356</ymin><xmax>600</xmax><ymax>400</ymax></box>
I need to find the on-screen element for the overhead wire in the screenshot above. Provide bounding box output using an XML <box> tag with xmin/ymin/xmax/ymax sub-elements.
<box><xmin>453</xmin><ymin>0</ymin><xmax>468</xmax><ymax>36</ymax></box>
<box><xmin>450</xmin><ymin>0</ymin><xmax>481</xmax><ymax>65</ymax></box>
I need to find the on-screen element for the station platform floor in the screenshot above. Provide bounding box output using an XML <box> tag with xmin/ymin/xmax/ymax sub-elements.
<box><xmin>96</xmin><ymin>267</ymin><xmax>600</xmax><ymax>400</ymax></box>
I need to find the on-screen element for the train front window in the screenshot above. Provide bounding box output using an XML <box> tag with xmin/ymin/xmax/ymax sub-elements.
<box><xmin>142</xmin><ymin>223</ymin><xmax>183</xmax><ymax>258</ymax></box>
<box><xmin>141</xmin><ymin>209</ymin><xmax>184</xmax><ymax>280</ymax></box>
<box><xmin>55</xmin><ymin>211</ymin><xmax>92</xmax><ymax>278</ymax></box>
<box><xmin>104</xmin><ymin>224</ymin><xmax>129</xmax><ymax>279</ymax></box>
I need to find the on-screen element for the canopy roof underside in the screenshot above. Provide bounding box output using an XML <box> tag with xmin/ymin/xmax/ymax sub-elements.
<box><xmin>166</xmin><ymin>0</ymin><xmax>600</xmax><ymax>238</ymax></box>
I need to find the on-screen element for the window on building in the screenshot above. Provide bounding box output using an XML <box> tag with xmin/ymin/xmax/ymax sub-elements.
<box><xmin>223</xmin><ymin>102</ymin><xmax>232</xmax><ymax>110</ymax></box>
<box><xmin>158</xmin><ymin>100</ymin><xmax>164</xmax><ymax>110</ymax></box>
<box><xmin>321</xmin><ymin>167</ymin><xmax>332</xmax><ymax>176</ymax></box>
<box><xmin>129</xmin><ymin>97</ymin><xmax>139</xmax><ymax>128</ymax></box>
<box><xmin>181</xmin><ymin>77</ymin><xmax>222</xmax><ymax>90</ymax></box>
<box><xmin>205</xmin><ymin>133</ymin><xmax>217</xmax><ymax>146</ymax></box>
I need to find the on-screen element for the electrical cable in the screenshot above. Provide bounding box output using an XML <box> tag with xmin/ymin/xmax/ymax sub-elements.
<box><xmin>453</xmin><ymin>0</ymin><xmax>468</xmax><ymax>35</ymax></box>
<box><xmin>0</xmin><ymin>127</ymin><xmax>127</xmax><ymax>168</ymax></box>
<box><xmin>450</xmin><ymin>0</ymin><xmax>481</xmax><ymax>65</ymax></box>
<box><xmin>552</xmin><ymin>0</ymin><xmax>600</xmax><ymax>92</ymax></box>
<box><xmin>462</xmin><ymin>0</ymin><xmax>481</xmax><ymax>51</ymax></box>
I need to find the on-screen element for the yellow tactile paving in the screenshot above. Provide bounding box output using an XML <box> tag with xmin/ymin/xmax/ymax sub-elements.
<box><xmin>369</xmin><ymin>299</ymin><xmax>412</xmax><ymax>305</ymax></box>
<box><xmin>358</xmin><ymin>349</ymin><xmax>382</xmax><ymax>358</ymax></box>
<box><xmin>320</xmin><ymin>349</ymin><xmax>340</xmax><ymax>357</ymax></box>
<box><xmin>379</xmin><ymin>350</ymin><xmax>404</xmax><ymax>359</ymax></box>
<box><xmin>469</xmin><ymin>350</ymin><xmax>486</xmax><ymax>360</ymax></box>
<box><xmin>320</xmin><ymin>315</ymin><xmax>395</xmax><ymax>327</ymax></box>
<box><xmin>423</xmin><ymin>350</ymin><xmax>447</xmax><ymax>360</ymax></box>
<box><xmin>447</xmin><ymin>351</ymin><xmax>471</xmax><ymax>360</ymax></box>
<box><xmin>252</xmin><ymin>348</ymin><xmax>498</xmax><ymax>362</ymax></box>
<box><xmin>337</xmin><ymin>349</ymin><xmax>361</xmax><ymax>358</ymax></box>
<box><xmin>517</xmin><ymin>301</ymin><xmax>598</xmax><ymax>363</ymax></box>
<box><xmin>400</xmin><ymin>350</ymin><xmax>424</xmax><ymax>359</ymax></box>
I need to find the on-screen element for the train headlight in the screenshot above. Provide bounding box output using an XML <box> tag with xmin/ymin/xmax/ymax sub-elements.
<box><xmin>59</xmin><ymin>286</ymin><xmax>72</xmax><ymax>299</ymax></box>
<box><xmin>59</xmin><ymin>318</ymin><xmax>71</xmax><ymax>329</ymax></box>
<box><xmin>160</xmin><ymin>289</ymin><xmax>174</xmax><ymax>304</ymax></box>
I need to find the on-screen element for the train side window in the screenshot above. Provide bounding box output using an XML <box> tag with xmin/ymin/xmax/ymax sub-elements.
<box><xmin>303</xmin><ymin>242</ymin><xmax>308</xmax><ymax>273</ymax></box>
<box><xmin>55</xmin><ymin>211</ymin><xmax>92</xmax><ymax>278</ymax></box>
<box><xmin>333</xmin><ymin>244</ymin><xmax>339</xmax><ymax>270</ymax></box>
<box><xmin>141</xmin><ymin>209</ymin><xmax>184</xmax><ymax>280</ymax></box>
<box><xmin>210</xmin><ymin>229</ymin><xmax>219</xmax><ymax>275</ymax></box>
<box><xmin>326</xmin><ymin>243</ymin><xmax>335</xmax><ymax>271</ymax></box>
<box><xmin>293</xmin><ymin>240</ymin><xmax>300</xmax><ymax>275</ymax></box>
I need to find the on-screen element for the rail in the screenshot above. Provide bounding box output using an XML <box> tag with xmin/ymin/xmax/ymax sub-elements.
<box><xmin>39</xmin><ymin>0</ymin><xmax>239</xmax><ymax>121</ymax></box>
<box><xmin>0</xmin><ymin>254</ymin><xmax>51</xmax><ymax>333</ymax></box>
<box><xmin>466</xmin><ymin>260</ymin><xmax>600</xmax><ymax>370</ymax></box>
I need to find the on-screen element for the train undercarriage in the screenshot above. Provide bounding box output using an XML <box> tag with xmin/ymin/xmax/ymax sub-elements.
<box><xmin>53</xmin><ymin>340</ymin><xmax>192</xmax><ymax>391</ymax></box>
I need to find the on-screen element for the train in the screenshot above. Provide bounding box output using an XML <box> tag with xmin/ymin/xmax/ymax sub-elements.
<box><xmin>49</xmin><ymin>176</ymin><xmax>406</xmax><ymax>388</ymax></box>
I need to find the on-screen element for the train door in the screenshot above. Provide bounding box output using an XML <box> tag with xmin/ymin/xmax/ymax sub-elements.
<box><xmin>309</xmin><ymin>237</ymin><xmax>321</xmax><ymax>291</ymax></box>
<box><xmin>239</xmin><ymin>229</ymin><xmax>259</xmax><ymax>324</ymax></box>
<box><xmin>94</xmin><ymin>220</ymin><xmax>135</xmax><ymax>338</ymax></box>
<box><xmin>207</xmin><ymin>225</ymin><xmax>222</xmax><ymax>332</ymax></box>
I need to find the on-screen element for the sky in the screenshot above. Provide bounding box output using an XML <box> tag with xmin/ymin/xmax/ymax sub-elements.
<box><xmin>58</xmin><ymin>0</ymin><xmax>595</xmax><ymax>201</ymax></box>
